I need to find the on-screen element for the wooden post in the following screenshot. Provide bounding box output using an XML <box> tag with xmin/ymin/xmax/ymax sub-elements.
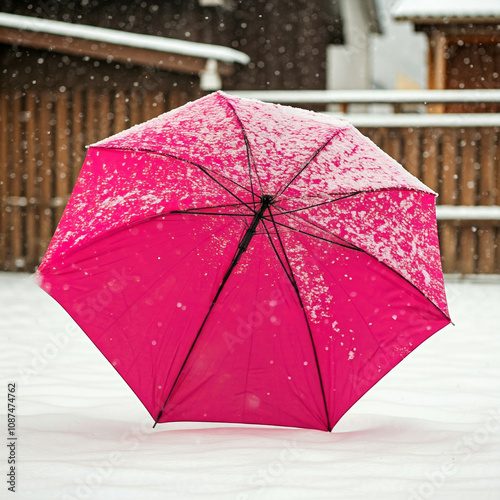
<box><xmin>440</xmin><ymin>129</ymin><xmax>458</xmax><ymax>273</ymax></box>
<box><xmin>113</xmin><ymin>90</ymin><xmax>127</xmax><ymax>133</ymax></box>
<box><xmin>477</xmin><ymin>127</ymin><xmax>497</xmax><ymax>273</ymax></box>
<box><xmin>25</xmin><ymin>93</ymin><xmax>38</xmax><ymax>270</ymax></box>
<box><xmin>143</xmin><ymin>93</ymin><xmax>157</xmax><ymax>121</ymax></box>
<box><xmin>10</xmin><ymin>93</ymin><xmax>23</xmax><ymax>270</ymax></box>
<box><xmin>97</xmin><ymin>90</ymin><xmax>110</xmax><ymax>142</ymax></box>
<box><xmin>129</xmin><ymin>88</ymin><xmax>143</xmax><ymax>126</ymax></box>
<box><xmin>422</xmin><ymin>127</ymin><xmax>440</xmax><ymax>192</ymax></box>
<box><xmin>72</xmin><ymin>88</ymin><xmax>85</xmax><ymax>183</ymax></box>
<box><xmin>427</xmin><ymin>31</ymin><xmax>447</xmax><ymax>113</ymax></box>
<box><xmin>86</xmin><ymin>88</ymin><xmax>97</xmax><ymax>145</ymax></box>
<box><xmin>496</xmin><ymin>129</ymin><xmax>500</xmax><ymax>273</ymax></box>
<box><xmin>39</xmin><ymin>91</ymin><xmax>54</xmax><ymax>257</ymax></box>
<box><xmin>0</xmin><ymin>92</ymin><xmax>8</xmax><ymax>269</ymax></box>
<box><xmin>460</xmin><ymin>128</ymin><xmax>478</xmax><ymax>274</ymax></box>
<box><xmin>55</xmin><ymin>90</ymin><xmax>69</xmax><ymax>224</ymax></box>
<box><xmin>155</xmin><ymin>91</ymin><xmax>166</xmax><ymax>115</ymax></box>
<box><xmin>402</xmin><ymin>128</ymin><xmax>421</xmax><ymax>179</ymax></box>
<box><xmin>384</xmin><ymin>128</ymin><xmax>403</xmax><ymax>164</ymax></box>
<box><xmin>167</xmin><ymin>90</ymin><xmax>188</xmax><ymax>112</ymax></box>
<box><xmin>367</xmin><ymin>127</ymin><xmax>387</xmax><ymax>156</ymax></box>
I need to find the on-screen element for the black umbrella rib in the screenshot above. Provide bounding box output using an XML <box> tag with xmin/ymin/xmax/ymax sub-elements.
<box><xmin>118</xmin><ymin>147</ymin><xmax>256</xmax><ymax>213</ymax></box>
<box><xmin>169</xmin><ymin>202</ymin><xmax>254</xmax><ymax>218</ymax></box>
<box><xmin>274</xmin><ymin>129</ymin><xmax>343</xmax><ymax>199</ymax></box>
<box><xmin>177</xmin><ymin>202</ymin><xmax>249</xmax><ymax>211</ymax></box>
<box><xmin>273</xmin><ymin>205</ymin><xmax>365</xmax><ymax>253</ymax></box>
<box><xmin>225</xmin><ymin>100</ymin><xmax>264</xmax><ymax>205</ymax></box>
<box><xmin>153</xmin><ymin>197</ymin><xmax>273</xmax><ymax>427</ymax></box>
<box><xmin>273</xmin><ymin>211</ymin><xmax>451</xmax><ymax>325</ymax></box>
<box><xmin>276</xmin><ymin>191</ymin><xmax>362</xmax><ymax>215</ymax></box>
<box><xmin>262</xmin><ymin>216</ymin><xmax>362</xmax><ymax>252</ymax></box>
<box><xmin>262</xmin><ymin>220</ymin><xmax>294</xmax><ymax>285</ymax></box>
<box><xmin>170</xmin><ymin>211</ymin><xmax>254</xmax><ymax>217</ymax></box>
<box><xmin>280</xmin><ymin>208</ymin><xmax>364</xmax><ymax>252</ymax></box>
<box><xmin>266</xmin><ymin>208</ymin><xmax>331</xmax><ymax>432</ymax></box>
<box><xmin>171</xmin><ymin>155</ymin><xmax>255</xmax><ymax>211</ymax></box>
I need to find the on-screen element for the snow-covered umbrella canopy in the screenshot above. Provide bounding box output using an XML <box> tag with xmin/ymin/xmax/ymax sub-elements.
<box><xmin>37</xmin><ymin>91</ymin><xmax>450</xmax><ymax>431</ymax></box>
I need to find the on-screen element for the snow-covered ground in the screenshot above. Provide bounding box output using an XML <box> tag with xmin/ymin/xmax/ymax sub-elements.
<box><xmin>1</xmin><ymin>272</ymin><xmax>499</xmax><ymax>500</ymax></box>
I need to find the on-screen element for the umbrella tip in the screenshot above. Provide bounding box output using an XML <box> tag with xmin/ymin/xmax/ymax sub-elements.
<box><xmin>153</xmin><ymin>409</ymin><xmax>163</xmax><ymax>428</ymax></box>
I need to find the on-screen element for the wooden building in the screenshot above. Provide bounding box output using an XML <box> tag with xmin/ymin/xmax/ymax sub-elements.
<box><xmin>0</xmin><ymin>0</ymin><xmax>346</xmax><ymax>271</ymax></box>
<box><xmin>393</xmin><ymin>0</ymin><xmax>500</xmax><ymax>112</ymax></box>
<box><xmin>2</xmin><ymin>0</ymin><xmax>344</xmax><ymax>91</ymax></box>
<box><xmin>0</xmin><ymin>9</ymin><xmax>248</xmax><ymax>271</ymax></box>
<box><xmin>392</xmin><ymin>1</ymin><xmax>500</xmax><ymax>274</ymax></box>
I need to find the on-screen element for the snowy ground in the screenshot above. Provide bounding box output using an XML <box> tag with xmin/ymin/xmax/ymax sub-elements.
<box><xmin>1</xmin><ymin>272</ymin><xmax>499</xmax><ymax>500</ymax></box>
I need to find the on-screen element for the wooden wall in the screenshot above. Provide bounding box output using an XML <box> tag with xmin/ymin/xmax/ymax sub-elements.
<box><xmin>446</xmin><ymin>40</ymin><xmax>500</xmax><ymax>113</ymax></box>
<box><xmin>222</xmin><ymin>0</ymin><xmax>343</xmax><ymax>91</ymax></box>
<box><xmin>0</xmin><ymin>44</ymin><xmax>200</xmax><ymax>271</ymax></box>
<box><xmin>1</xmin><ymin>0</ymin><xmax>343</xmax><ymax>91</ymax></box>
<box><xmin>422</xmin><ymin>23</ymin><xmax>500</xmax><ymax>112</ymax></box>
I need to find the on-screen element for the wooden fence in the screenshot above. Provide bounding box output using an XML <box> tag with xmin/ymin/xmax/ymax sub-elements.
<box><xmin>0</xmin><ymin>86</ymin><xmax>191</xmax><ymax>272</ymax></box>
<box><xmin>2</xmin><ymin>89</ymin><xmax>500</xmax><ymax>274</ymax></box>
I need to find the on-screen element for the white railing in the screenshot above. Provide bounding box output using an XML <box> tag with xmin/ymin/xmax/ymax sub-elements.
<box><xmin>340</xmin><ymin>113</ymin><xmax>500</xmax><ymax>128</ymax></box>
<box><xmin>227</xmin><ymin>89</ymin><xmax>500</xmax><ymax>126</ymax></box>
<box><xmin>226</xmin><ymin>89</ymin><xmax>500</xmax><ymax>104</ymax></box>
<box><xmin>436</xmin><ymin>206</ymin><xmax>500</xmax><ymax>221</ymax></box>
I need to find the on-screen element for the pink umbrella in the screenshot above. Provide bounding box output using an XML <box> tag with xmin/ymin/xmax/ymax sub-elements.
<box><xmin>37</xmin><ymin>91</ymin><xmax>451</xmax><ymax>431</ymax></box>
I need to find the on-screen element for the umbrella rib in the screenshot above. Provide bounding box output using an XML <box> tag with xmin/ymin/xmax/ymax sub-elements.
<box><xmin>262</xmin><ymin>220</ymin><xmax>294</xmax><ymax>285</ymax></box>
<box><xmin>165</xmin><ymin>152</ymin><xmax>256</xmax><ymax>212</ymax></box>
<box><xmin>274</xmin><ymin>129</ymin><xmax>343</xmax><ymax>199</ymax></box>
<box><xmin>266</xmin><ymin>207</ymin><xmax>331</xmax><ymax>431</ymax></box>
<box><xmin>225</xmin><ymin>100</ymin><xmax>264</xmax><ymax>204</ymax></box>
<box><xmin>171</xmin><ymin>211</ymin><xmax>255</xmax><ymax>217</ymax></box>
<box><xmin>113</xmin><ymin>147</ymin><xmax>257</xmax><ymax>213</ymax></box>
<box><xmin>276</xmin><ymin>191</ymin><xmax>362</xmax><ymax>214</ymax></box>
<box><xmin>153</xmin><ymin>197</ymin><xmax>273</xmax><ymax>427</ymax></box>
<box><xmin>273</xmin><ymin>206</ymin><xmax>365</xmax><ymax>252</ymax></box>
<box><xmin>177</xmin><ymin>201</ymin><xmax>250</xmax><ymax>212</ymax></box>
<box><xmin>262</xmin><ymin>216</ymin><xmax>362</xmax><ymax>252</ymax></box>
<box><xmin>273</xmin><ymin>212</ymin><xmax>450</xmax><ymax>322</ymax></box>
<box><xmin>170</xmin><ymin>201</ymin><xmax>255</xmax><ymax>219</ymax></box>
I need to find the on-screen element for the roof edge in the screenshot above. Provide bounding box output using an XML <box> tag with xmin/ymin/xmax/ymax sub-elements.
<box><xmin>0</xmin><ymin>12</ymin><xmax>250</xmax><ymax>65</ymax></box>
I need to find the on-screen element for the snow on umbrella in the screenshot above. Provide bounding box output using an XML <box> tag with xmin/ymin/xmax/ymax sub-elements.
<box><xmin>36</xmin><ymin>91</ymin><xmax>451</xmax><ymax>431</ymax></box>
